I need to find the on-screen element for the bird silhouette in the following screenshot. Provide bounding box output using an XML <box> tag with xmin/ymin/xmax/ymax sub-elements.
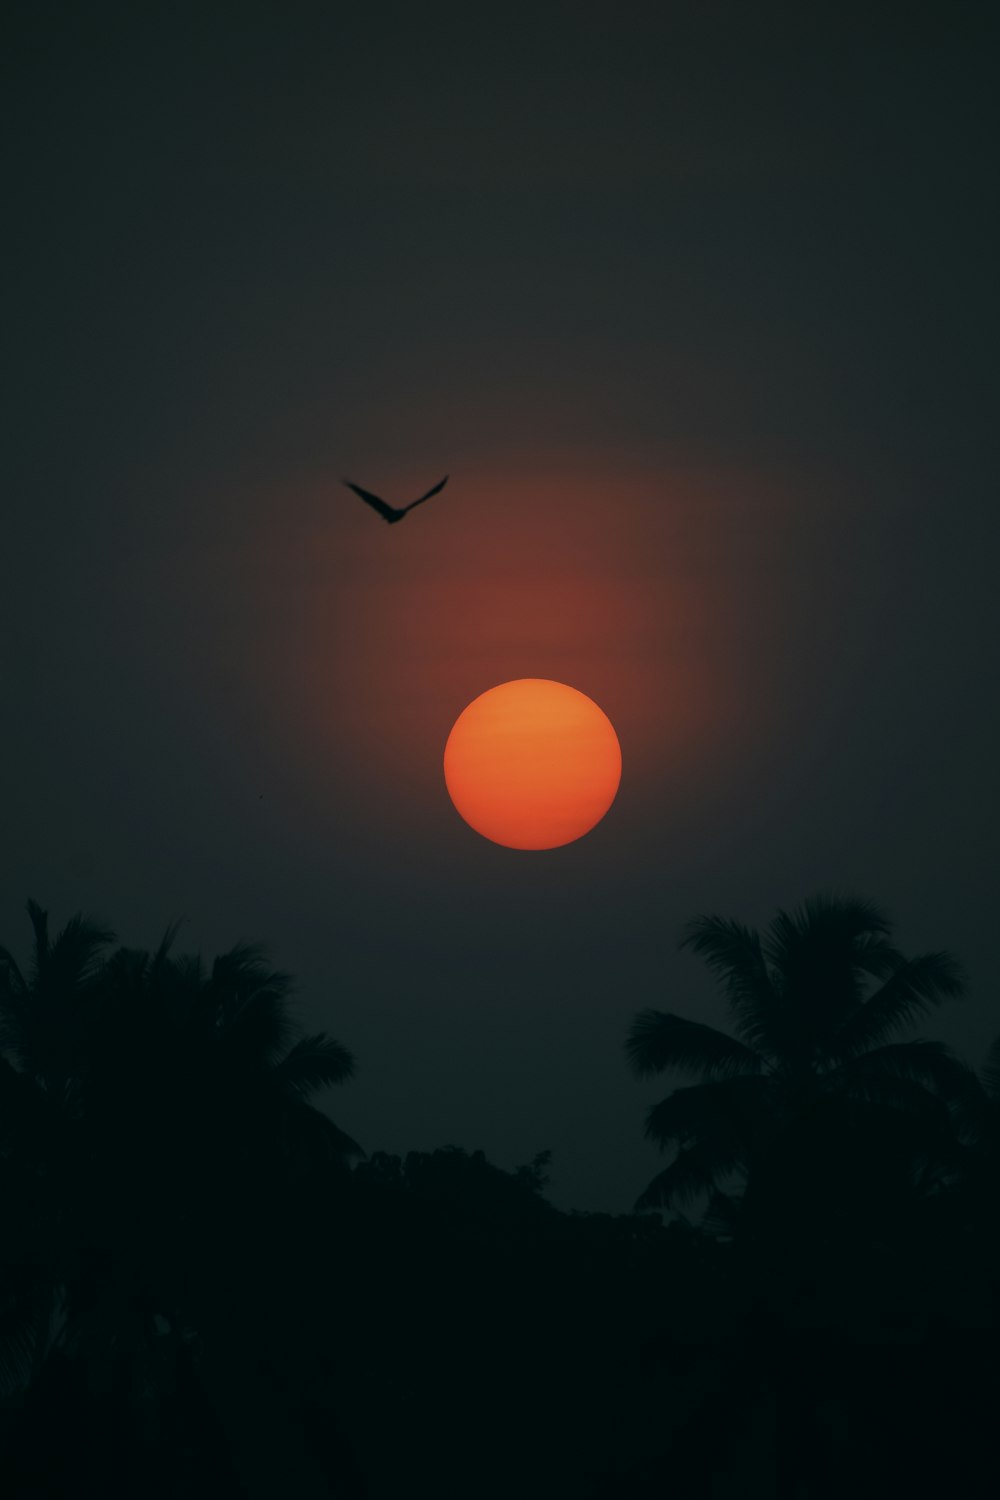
<box><xmin>343</xmin><ymin>475</ymin><xmax>448</xmax><ymax>524</ymax></box>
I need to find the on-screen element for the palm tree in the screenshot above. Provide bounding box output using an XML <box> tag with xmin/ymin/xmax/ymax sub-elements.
<box><xmin>625</xmin><ymin>894</ymin><xmax>969</xmax><ymax>1245</ymax></box>
<box><xmin>0</xmin><ymin>900</ymin><xmax>361</xmax><ymax>1497</ymax></box>
<box><xmin>625</xmin><ymin>895</ymin><xmax>977</xmax><ymax>1499</ymax></box>
<box><xmin>0</xmin><ymin>900</ymin><xmax>116</xmax><ymax>1400</ymax></box>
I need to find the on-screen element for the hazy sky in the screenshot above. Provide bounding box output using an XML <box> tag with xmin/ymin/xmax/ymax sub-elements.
<box><xmin>3</xmin><ymin>2</ymin><xmax>998</xmax><ymax>1211</ymax></box>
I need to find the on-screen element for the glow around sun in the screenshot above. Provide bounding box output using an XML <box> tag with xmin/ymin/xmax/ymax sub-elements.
<box><xmin>443</xmin><ymin>679</ymin><xmax>622</xmax><ymax>850</ymax></box>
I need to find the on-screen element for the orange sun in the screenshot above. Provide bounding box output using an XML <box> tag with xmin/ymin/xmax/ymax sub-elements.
<box><xmin>443</xmin><ymin>679</ymin><xmax>622</xmax><ymax>850</ymax></box>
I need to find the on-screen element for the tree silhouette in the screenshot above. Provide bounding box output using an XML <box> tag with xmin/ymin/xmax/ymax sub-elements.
<box><xmin>625</xmin><ymin>893</ymin><xmax>968</xmax><ymax>1238</ymax></box>
<box><xmin>0</xmin><ymin>900</ymin><xmax>360</xmax><ymax>1498</ymax></box>
<box><xmin>624</xmin><ymin>894</ymin><xmax>982</xmax><ymax>1498</ymax></box>
<box><xmin>3</xmin><ymin>892</ymin><xmax>996</xmax><ymax>1498</ymax></box>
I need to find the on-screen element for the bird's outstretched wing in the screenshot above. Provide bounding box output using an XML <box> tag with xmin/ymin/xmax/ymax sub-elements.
<box><xmin>343</xmin><ymin>480</ymin><xmax>400</xmax><ymax>522</ymax></box>
<box><xmin>402</xmin><ymin>475</ymin><xmax>449</xmax><ymax>514</ymax></box>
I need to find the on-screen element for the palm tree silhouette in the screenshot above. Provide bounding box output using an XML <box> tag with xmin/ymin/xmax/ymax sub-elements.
<box><xmin>625</xmin><ymin>895</ymin><xmax>978</xmax><ymax>1499</ymax></box>
<box><xmin>0</xmin><ymin>900</ymin><xmax>361</xmax><ymax>1497</ymax></box>
<box><xmin>0</xmin><ymin>901</ymin><xmax>116</xmax><ymax>1399</ymax></box>
<box><xmin>625</xmin><ymin>894</ymin><xmax>968</xmax><ymax>1238</ymax></box>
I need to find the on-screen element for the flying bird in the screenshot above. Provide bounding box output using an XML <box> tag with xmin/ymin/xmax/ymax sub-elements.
<box><xmin>343</xmin><ymin>475</ymin><xmax>449</xmax><ymax>524</ymax></box>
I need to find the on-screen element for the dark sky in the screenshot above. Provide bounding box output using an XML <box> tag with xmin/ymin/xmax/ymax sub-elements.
<box><xmin>3</xmin><ymin>2</ymin><xmax>998</xmax><ymax>1212</ymax></box>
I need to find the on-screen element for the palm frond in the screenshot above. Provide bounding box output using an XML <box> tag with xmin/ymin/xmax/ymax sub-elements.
<box><xmin>101</xmin><ymin>945</ymin><xmax>150</xmax><ymax>993</ymax></box>
<box><xmin>295</xmin><ymin>1104</ymin><xmax>365</xmax><ymax>1162</ymax></box>
<box><xmin>834</xmin><ymin>1039</ymin><xmax>972</xmax><ymax>1096</ymax></box>
<box><xmin>0</xmin><ymin>943</ymin><xmax>27</xmax><ymax>997</ymax></box>
<box><xmin>893</xmin><ymin>1052</ymin><xmax>990</xmax><ymax>1145</ymax></box>
<box><xmin>827</xmin><ymin>1044</ymin><xmax>983</xmax><ymax>1159</ymax></box>
<box><xmin>635</xmin><ymin>1138</ymin><xmax>745</xmax><ymax>1211</ymax></box>
<box><xmin>828</xmin><ymin>952</ymin><xmax>966</xmax><ymax>1062</ymax></box>
<box><xmin>769</xmin><ymin>895</ymin><xmax>898</xmax><ymax>983</ymax></box>
<box><xmin>0</xmin><ymin>1052</ymin><xmax>48</xmax><ymax>1133</ymax></box>
<box><xmin>219</xmin><ymin>992</ymin><xmax>296</xmax><ymax>1068</ymax></box>
<box><xmin>211</xmin><ymin>941</ymin><xmax>280</xmax><ymax>980</ymax></box>
<box><xmin>211</xmin><ymin>946</ymin><xmax>296</xmax><ymax>1062</ymax></box>
<box><xmin>47</xmin><ymin>914</ymin><xmax>116</xmax><ymax>989</ymax></box>
<box><xmin>273</xmin><ymin>1034</ymin><xmax>356</xmax><ymax>1095</ymax></box>
<box><xmin>980</xmin><ymin>1037</ymin><xmax>1000</xmax><ymax>1100</ymax></box>
<box><xmin>25</xmin><ymin>899</ymin><xmax>50</xmax><ymax>984</ymax></box>
<box><xmin>626</xmin><ymin>1009</ymin><xmax>761</xmax><ymax>1081</ymax></box>
<box><xmin>0</xmin><ymin>910</ymin><xmax>110</xmax><ymax>1078</ymax></box>
<box><xmin>679</xmin><ymin>917</ymin><xmax>778</xmax><ymax>1048</ymax></box>
<box><xmin>0</xmin><ymin>1292</ymin><xmax>48</xmax><ymax>1397</ymax></box>
<box><xmin>702</xmin><ymin>1189</ymin><xmax>742</xmax><ymax>1240</ymax></box>
<box><xmin>152</xmin><ymin>920</ymin><xmax>183</xmax><ymax>972</ymax></box>
<box><xmin>0</xmin><ymin>946</ymin><xmax>29</xmax><ymax>1055</ymax></box>
<box><xmin>763</xmin><ymin>897</ymin><xmax>904</xmax><ymax>1057</ymax></box>
<box><xmin>835</xmin><ymin>1069</ymin><xmax>947</xmax><ymax>1117</ymax></box>
<box><xmin>764</xmin><ymin>894</ymin><xmax>893</xmax><ymax>969</ymax></box>
<box><xmin>172</xmin><ymin>952</ymin><xmax>205</xmax><ymax>990</ymax></box>
<box><xmin>644</xmin><ymin>1076</ymin><xmax>769</xmax><ymax>1151</ymax></box>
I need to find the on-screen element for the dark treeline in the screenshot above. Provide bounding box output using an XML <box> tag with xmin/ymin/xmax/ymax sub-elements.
<box><xmin>2</xmin><ymin>894</ymin><xmax>998</xmax><ymax>1497</ymax></box>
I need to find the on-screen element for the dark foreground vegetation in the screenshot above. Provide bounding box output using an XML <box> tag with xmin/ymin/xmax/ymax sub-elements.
<box><xmin>2</xmin><ymin>895</ymin><xmax>998</xmax><ymax>1497</ymax></box>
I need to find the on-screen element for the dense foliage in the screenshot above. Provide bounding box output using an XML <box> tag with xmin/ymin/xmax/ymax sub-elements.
<box><xmin>1</xmin><ymin>896</ymin><xmax>998</xmax><ymax>1497</ymax></box>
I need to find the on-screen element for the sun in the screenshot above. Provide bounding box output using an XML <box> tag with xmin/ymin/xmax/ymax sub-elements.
<box><xmin>443</xmin><ymin>679</ymin><xmax>622</xmax><ymax>850</ymax></box>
